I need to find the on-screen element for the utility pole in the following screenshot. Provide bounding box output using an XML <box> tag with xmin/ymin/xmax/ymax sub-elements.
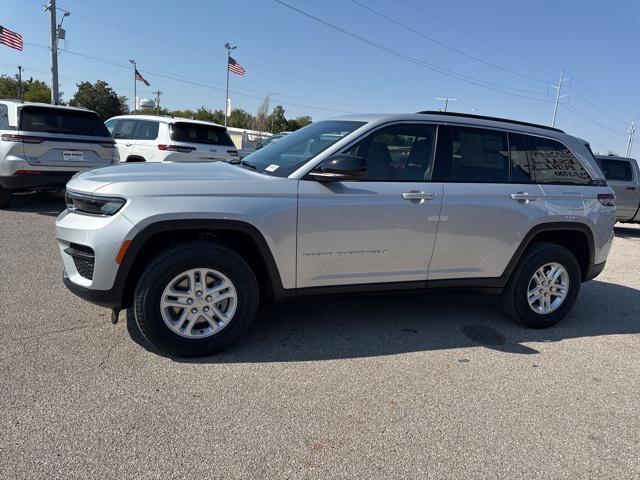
<box><xmin>625</xmin><ymin>120</ymin><xmax>636</xmax><ymax>157</ymax></box>
<box><xmin>153</xmin><ymin>90</ymin><xmax>162</xmax><ymax>114</ymax></box>
<box><xmin>551</xmin><ymin>68</ymin><xmax>568</xmax><ymax>127</ymax></box>
<box><xmin>224</xmin><ymin>42</ymin><xmax>237</xmax><ymax>127</ymax></box>
<box><xmin>17</xmin><ymin>66</ymin><xmax>23</xmax><ymax>101</ymax></box>
<box><xmin>47</xmin><ymin>0</ymin><xmax>59</xmax><ymax>104</ymax></box>
<box><xmin>436</xmin><ymin>97</ymin><xmax>457</xmax><ymax>112</ymax></box>
<box><xmin>129</xmin><ymin>59</ymin><xmax>137</xmax><ymax>112</ymax></box>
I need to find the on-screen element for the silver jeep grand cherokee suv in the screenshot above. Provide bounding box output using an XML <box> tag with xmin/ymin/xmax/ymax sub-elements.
<box><xmin>56</xmin><ymin>111</ymin><xmax>616</xmax><ymax>357</ymax></box>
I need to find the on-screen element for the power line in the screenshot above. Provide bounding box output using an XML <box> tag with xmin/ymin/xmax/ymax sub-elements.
<box><xmin>398</xmin><ymin>0</ymin><xmax>558</xmax><ymax>70</ymax></box>
<box><xmin>568</xmin><ymin>84</ymin><xmax>630</xmax><ymax>126</ymax></box>
<box><xmin>351</xmin><ymin>0</ymin><xmax>550</xmax><ymax>85</ymax></box>
<box><xmin>562</xmin><ymin>102</ymin><xmax>626</xmax><ymax>136</ymax></box>
<box><xmin>273</xmin><ymin>0</ymin><xmax>553</xmax><ymax>102</ymax></box>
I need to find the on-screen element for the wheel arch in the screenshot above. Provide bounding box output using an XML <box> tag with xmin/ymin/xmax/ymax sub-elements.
<box><xmin>503</xmin><ymin>222</ymin><xmax>595</xmax><ymax>282</ymax></box>
<box><xmin>117</xmin><ymin>219</ymin><xmax>287</xmax><ymax>309</ymax></box>
<box><xmin>126</xmin><ymin>155</ymin><xmax>146</xmax><ymax>163</ymax></box>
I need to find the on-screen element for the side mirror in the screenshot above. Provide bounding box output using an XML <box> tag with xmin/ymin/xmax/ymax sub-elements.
<box><xmin>308</xmin><ymin>154</ymin><xmax>366</xmax><ymax>182</ymax></box>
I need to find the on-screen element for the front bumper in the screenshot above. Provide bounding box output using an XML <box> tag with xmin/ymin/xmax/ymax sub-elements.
<box><xmin>584</xmin><ymin>261</ymin><xmax>606</xmax><ymax>282</ymax></box>
<box><xmin>63</xmin><ymin>270</ymin><xmax>123</xmax><ymax>308</ymax></box>
<box><xmin>56</xmin><ymin>208</ymin><xmax>136</xmax><ymax>300</ymax></box>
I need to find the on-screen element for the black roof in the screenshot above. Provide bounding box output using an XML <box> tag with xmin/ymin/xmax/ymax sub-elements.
<box><xmin>416</xmin><ymin>111</ymin><xmax>565</xmax><ymax>133</ymax></box>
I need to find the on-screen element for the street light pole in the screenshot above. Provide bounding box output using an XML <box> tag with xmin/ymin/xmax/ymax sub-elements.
<box><xmin>436</xmin><ymin>97</ymin><xmax>457</xmax><ymax>112</ymax></box>
<box><xmin>224</xmin><ymin>42</ymin><xmax>236</xmax><ymax>127</ymax></box>
<box><xmin>47</xmin><ymin>0</ymin><xmax>59</xmax><ymax>104</ymax></box>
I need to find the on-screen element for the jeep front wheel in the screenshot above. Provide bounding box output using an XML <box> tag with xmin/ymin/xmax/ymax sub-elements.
<box><xmin>133</xmin><ymin>241</ymin><xmax>259</xmax><ymax>356</ymax></box>
<box><xmin>501</xmin><ymin>242</ymin><xmax>581</xmax><ymax>328</ymax></box>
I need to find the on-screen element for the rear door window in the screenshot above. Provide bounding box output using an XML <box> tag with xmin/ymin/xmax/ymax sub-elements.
<box><xmin>524</xmin><ymin>135</ymin><xmax>592</xmax><ymax>185</ymax></box>
<box><xmin>170</xmin><ymin>122</ymin><xmax>234</xmax><ymax>146</ymax></box>
<box><xmin>134</xmin><ymin>120</ymin><xmax>159</xmax><ymax>140</ymax></box>
<box><xmin>19</xmin><ymin>106</ymin><xmax>110</xmax><ymax>137</ymax></box>
<box><xmin>112</xmin><ymin>119</ymin><xmax>138</xmax><ymax>139</ymax></box>
<box><xmin>432</xmin><ymin>126</ymin><xmax>509</xmax><ymax>182</ymax></box>
<box><xmin>595</xmin><ymin>158</ymin><xmax>634</xmax><ymax>181</ymax></box>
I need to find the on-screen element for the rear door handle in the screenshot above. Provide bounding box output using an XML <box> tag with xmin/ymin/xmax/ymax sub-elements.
<box><xmin>625</xmin><ymin>186</ymin><xmax>637</xmax><ymax>190</ymax></box>
<box><xmin>511</xmin><ymin>192</ymin><xmax>537</xmax><ymax>203</ymax></box>
<box><xmin>125</xmin><ymin>143</ymin><xmax>133</xmax><ymax>147</ymax></box>
<box><xmin>402</xmin><ymin>191</ymin><xmax>435</xmax><ymax>202</ymax></box>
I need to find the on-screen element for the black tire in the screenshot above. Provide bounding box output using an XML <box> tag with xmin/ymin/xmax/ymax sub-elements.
<box><xmin>501</xmin><ymin>242</ymin><xmax>581</xmax><ymax>328</ymax></box>
<box><xmin>0</xmin><ymin>187</ymin><xmax>12</xmax><ymax>208</ymax></box>
<box><xmin>133</xmin><ymin>241</ymin><xmax>259</xmax><ymax>357</ymax></box>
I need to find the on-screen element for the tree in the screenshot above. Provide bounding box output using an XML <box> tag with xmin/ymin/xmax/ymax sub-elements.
<box><xmin>268</xmin><ymin>105</ymin><xmax>288</xmax><ymax>133</ymax></box>
<box><xmin>0</xmin><ymin>75</ymin><xmax>51</xmax><ymax>103</ymax></box>
<box><xmin>287</xmin><ymin>115</ymin><xmax>312</xmax><ymax>131</ymax></box>
<box><xmin>228</xmin><ymin>108</ymin><xmax>253</xmax><ymax>129</ymax></box>
<box><xmin>70</xmin><ymin>80</ymin><xmax>128</xmax><ymax>120</ymax></box>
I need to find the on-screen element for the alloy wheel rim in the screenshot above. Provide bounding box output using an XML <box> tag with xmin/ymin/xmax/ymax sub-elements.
<box><xmin>527</xmin><ymin>262</ymin><xmax>569</xmax><ymax>315</ymax></box>
<box><xmin>160</xmin><ymin>268</ymin><xmax>237</xmax><ymax>339</ymax></box>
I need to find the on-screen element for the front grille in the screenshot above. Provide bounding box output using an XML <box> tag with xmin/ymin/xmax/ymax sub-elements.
<box><xmin>64</xmin><ymin>243</ymin><xmax>95</xmax><ymax>280</ymax></box>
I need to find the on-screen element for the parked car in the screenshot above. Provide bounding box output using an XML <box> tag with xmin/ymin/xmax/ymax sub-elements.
<box><xmin>56</xmin><ymin>111</ymin><xmax>616</xmax><ymax>357</ymax></box>
<box><xmin>255</xmin><ymin>132</ymin><xmax>290</xmax><ymax>150</ymax></box>
<box><xmin>0</xmin><ymin>101</ymin><xmax>117</xmax><ymax>207</ymax></box>
<box><xmin>595</xmin><ymin>155</ymin><xmax>640</xmax><ymax>223</ymax></box>
<box><xmin>104</xmin><ymin>115</ymin><xmax>239</xmax><ymax>164</ymax></box>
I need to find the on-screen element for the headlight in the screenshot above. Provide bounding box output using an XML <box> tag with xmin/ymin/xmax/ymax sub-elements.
<box><xmin>65</xmin><ymin>191</ymin><xmax>126</xmax><ymax>216</ymax></box>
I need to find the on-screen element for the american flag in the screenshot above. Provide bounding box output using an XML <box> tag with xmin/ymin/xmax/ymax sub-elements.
<box><xmin>135</xmin><ymin>68</ymin><xmax>150</xmax><ymax>86</ymax></box>
<box><xmin>228</xmin><ymin>56</ymin><xmax>246</xmax><ymax>76</ymax></box>
<box><xmin>0</xmin><ymin>25</ymin><xmax>23</xmax><ymax>51</ymax></box>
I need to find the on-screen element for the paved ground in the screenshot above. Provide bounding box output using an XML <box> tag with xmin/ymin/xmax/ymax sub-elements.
<box><xmin>1</xmin><ymin>193</ymin><xmax>639</xmax><ymax>479</ymax></box>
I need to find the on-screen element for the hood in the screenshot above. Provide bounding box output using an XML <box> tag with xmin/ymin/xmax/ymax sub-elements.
<box><xmin>67</xmin><ymin>161</ymin><xmax>270</xmax><ymax>194</ymax></box>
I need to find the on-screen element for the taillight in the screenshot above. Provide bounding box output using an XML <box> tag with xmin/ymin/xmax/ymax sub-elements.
<box><xmin>227</xmin><ymin>149</ymin><xmax>239</xmax><ymax>157</ymax></box>
<box><xmin>1</xmin><ymin>134</ymin><xmax>45</xmax><ymax>144</ymax></box>
<box><xmin>597</xmin><ymin>193</ymin><xmax>616</xmax><ymax>206</ymax></box>
<box><xmin>158</xmin><ymin>144</ymin><xmax>195</xmax><ymax>153</ymax></box>
<box><xmin>99</xmin><ymin>141</ymin><xmax>116</xmax><ymax>148</ymax></box>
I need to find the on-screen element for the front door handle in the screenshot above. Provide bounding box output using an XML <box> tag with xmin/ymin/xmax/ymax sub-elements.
<box><xmin>402</xmin><ymin>191</ymin><xmax>435</xmax><ymax>204</ymax></box>
<box><xmin>510</xmin><ymin>192</ymin><xmax>537</xmax><ymax>203</ymax></box>
<box><xmin>625</xmin><ymin>186</ymin><xmax>637</xmax><ymax>190</ymax></box>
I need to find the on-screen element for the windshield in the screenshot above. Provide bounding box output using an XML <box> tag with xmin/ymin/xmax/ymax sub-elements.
<box><xmin>241</xmin><ymin>120</ymin><xmax>365</xmax><ymax>176</ymax></box>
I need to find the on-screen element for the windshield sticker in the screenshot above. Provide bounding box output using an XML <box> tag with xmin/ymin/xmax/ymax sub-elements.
<box><xmin>265</xmin><ymin>164</ymin><xmax>280</xmax><ymax>172</ymax></box>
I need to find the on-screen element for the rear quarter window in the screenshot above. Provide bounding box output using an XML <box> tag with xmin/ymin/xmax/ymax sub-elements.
<box><xmin>19</xmin><ymin>106</ymin><xmax>110</xmax><ymax>137</ymax></box>
<box><xmin>170</xmin><ymin>122</ymin><xmax>234</xmax><ymax>146</ymax></box>
<box><xmin>524</xmin><ymin>135</ymin><xmax>593</xmax><ymax>185</ymax></box>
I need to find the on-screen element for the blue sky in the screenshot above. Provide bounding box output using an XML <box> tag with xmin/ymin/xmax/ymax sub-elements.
<box><xmin>1</xmin><ymin>0</ymin><xmax>638</xmax><ymax>154</ymax></box>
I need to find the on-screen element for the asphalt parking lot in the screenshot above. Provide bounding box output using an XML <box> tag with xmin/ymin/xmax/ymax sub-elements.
<box><xmin>1</xmin><ymin>193</ymin><xmax>639</xmax><ymax>479</ymax></box>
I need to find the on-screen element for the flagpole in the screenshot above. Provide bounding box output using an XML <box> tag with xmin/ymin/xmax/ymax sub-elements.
<box><xmin>129</xmin><ymin>59</ymin><xmax>136</xmax><ymax>113</ymax></box>
<box><xmin>224</xmin><ymin>42</ymin><xmax>236</xmax><ymax>127</ymax></box>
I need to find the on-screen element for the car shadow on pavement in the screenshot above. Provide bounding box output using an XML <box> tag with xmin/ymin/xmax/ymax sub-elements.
<box><xmin>5</xmin><ymin>192</ymin><xmax>66</xmax><ymax>217</ymax></box>
<box><xmin>126</xmin><ymin>280</ymin><xmax>640</xmax><ymax>363</ymax></box>
<box><xmin>615</xmin><ymin>226</ymin><xmax>640</xmax><ymax>239</ymax></box>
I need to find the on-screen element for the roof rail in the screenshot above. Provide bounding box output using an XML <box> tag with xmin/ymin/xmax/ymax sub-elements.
<box><xmin>416</xmin><ymin>111</ymin><xmax>565</xmax><ymax>133</ymax></box>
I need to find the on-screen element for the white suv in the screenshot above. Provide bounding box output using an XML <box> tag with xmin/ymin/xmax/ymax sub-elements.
<box><xmin>0</xmin><ymin>101</ymin><xmax>117</xmax><ymax>207</ymax></box>
<box><xmin>105</xmin><ymin>115</ymin><xmax>239</xmax><ymax>164</ymax></box>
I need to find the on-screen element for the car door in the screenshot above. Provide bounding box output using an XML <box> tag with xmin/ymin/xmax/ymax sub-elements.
<box><xmin>595</xmin><ymin>156</ymin><xmax>637</xmax><ymax>221</ymax></box>
<box><xmin>427</xmin><ymin>127</ymin><xmax>547</xmax><ymax>281</ymax></box>
<box><xmin>297</xmin><ymin>123</ymin><xmax>444</xmax><ymax>288</ymax></box>
<box><xmin>132</xmin><ymin>120</ymin><xmax>160</xmax><ymax>161</ymax></box>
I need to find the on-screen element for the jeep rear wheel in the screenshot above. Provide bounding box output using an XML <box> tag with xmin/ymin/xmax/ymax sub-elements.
<box><xmin>133</xmin><ymin>241</ymin><xmax>259</xmax><ymax>357</ymax></box>
<box><xmin>0</xmin><ymin>187</ymin><xmax>12</xmax><ymax>208</ymax></box>
<box><xmin>502</xmin><ymin>242</ymin><xmax>581</xmax><ymax>328</ymax></box>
